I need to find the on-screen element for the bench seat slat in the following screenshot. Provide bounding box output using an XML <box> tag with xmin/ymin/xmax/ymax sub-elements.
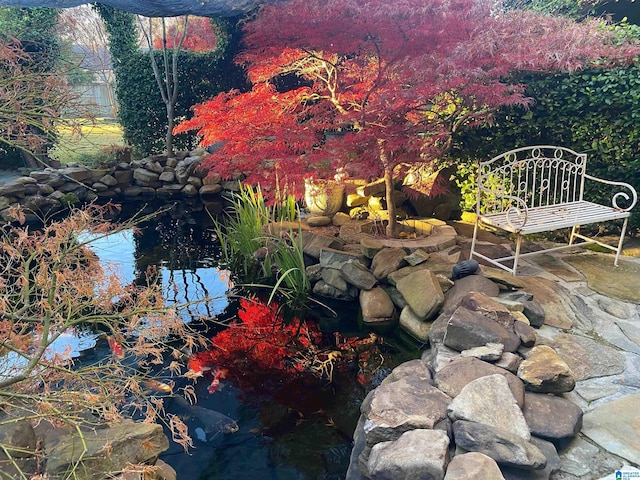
<box><xmin>481</xmin><ymin>201</ymin><xmax>630</xmax><ymax>235</ymax></box>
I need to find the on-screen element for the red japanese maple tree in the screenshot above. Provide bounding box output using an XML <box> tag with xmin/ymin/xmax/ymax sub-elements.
<box><xmin>152</xmin><ymin>16</ymin><xmax>218</xmax><ymax>52</ymax></box>
<box><xmin>175</xmin><ymin>0</ymin><xmax>638</xmax><ymax>236</ymax></box>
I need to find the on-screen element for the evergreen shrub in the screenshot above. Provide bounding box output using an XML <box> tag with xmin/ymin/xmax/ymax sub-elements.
<box><xmin>453</xmin><ymin>64</ymin><xmax>640</xmax><ymax>231</ymax></box>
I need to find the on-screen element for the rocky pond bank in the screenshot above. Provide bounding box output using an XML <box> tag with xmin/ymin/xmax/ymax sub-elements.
<box><xmin>0</xmin><ymin>149</ymin><xmax>232</xmax><ymax>223</ymax></box>
<box><xmin>292</xmin><ymin>219</ymin><xmax>640</xmax><ymax>480</ymax></box>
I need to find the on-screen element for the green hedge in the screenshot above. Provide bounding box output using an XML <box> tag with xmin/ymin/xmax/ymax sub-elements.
<box><xmin>98</xmin><ymin>6</ymin><xmax>248</xmax><ymax>157</ymax></box>
<box><xmin>452</xmin><ymin>64</ymin><xmax>640</xmax><ymax>231</ymax></box>
<box><xmin>115</xmin><ymin>50</ymin><xmax>247</xmax><ymax>156</ymax></box>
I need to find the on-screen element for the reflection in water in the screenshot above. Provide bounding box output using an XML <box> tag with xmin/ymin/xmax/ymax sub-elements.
<box><xmin>84</xmin><ymin>212</ymin><xmax>231</xmax><ymax>323</ymax></box>
<box><xmin>79</xmin><ymin>229</ymin><xmax>136</xmax><ymax>285</ymax></box>
<box><xmin>47</xmin><ymin>207</ymin><xmax>231</xmax><ymax>364</ymax></box>
<box><xmin>131</xmin><ymin>209</ymin><xmax>231</xmax><ymax>322</ymax></box>
<box><xmin>43</xmin><ymin>203</ymin><xmax>408</xmax><ymax>479</ymax></box>
<box><xmin>162</xmin><ymin>266</ymin><xmax>231</xmax><ymax>321</ymax></box>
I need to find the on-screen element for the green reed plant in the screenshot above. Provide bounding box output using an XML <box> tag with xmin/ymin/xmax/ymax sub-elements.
<box><xmin>214</xmin><ymin>184</ymin><xmax>273</xmax><ymax>278</ymax></box>
<box><xmin>214</xmin><ymin>183</ymin><xmax>312</xmax><ymax>314</ymax></box>
<box><xmin>268</xmin><ymin>223</ymin><xmax>312</xmax><ymax>315</ymax></box>
<box><xmin>270</xmin><ymin>183</ymin><xmax>298</xmax><ymax>223</ymax></box>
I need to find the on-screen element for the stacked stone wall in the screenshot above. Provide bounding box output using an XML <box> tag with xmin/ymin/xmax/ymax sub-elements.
<box><xmin>0</xmin><ymin>149</ymin><xmax>237</xmax><ymax>222</ymax></box>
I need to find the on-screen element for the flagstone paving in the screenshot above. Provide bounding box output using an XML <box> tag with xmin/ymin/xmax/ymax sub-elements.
<box><xmin>335</xmin><ymin>217</ymin><xmax>640</xmax><ymax>479</ymax></box>
<box><xmin>490</xmin><ymin>243</ymin><xmax>640</xmax><ymax>479</ymax></box>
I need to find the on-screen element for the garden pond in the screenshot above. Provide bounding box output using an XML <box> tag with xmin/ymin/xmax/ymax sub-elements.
<box><xmin>62</xmin><ymin>201</ymin><xmax>421</xmax><ymax>480</ymax></box>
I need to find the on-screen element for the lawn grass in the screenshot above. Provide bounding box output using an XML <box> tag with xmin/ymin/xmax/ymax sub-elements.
<box><xmin>50</xmin><ymin>118</ymin><xmax>124</xmax><ymax>166</ymax></box>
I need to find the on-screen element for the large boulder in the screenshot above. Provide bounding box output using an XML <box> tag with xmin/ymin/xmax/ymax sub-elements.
<box><xmin>58</xmin><ymin>166</ymin><xmax>92</xmax><ymax>183</ymax></box>
<box><xmin>301</xmin><ymin>231</ymin><xmax>345</xmax><ymax>260</ymax></box>
<box><xmin>441</xmin><ymin>275</ymin><xmax>501</xmax><ymax>314</ymax></box>
<box><xmin>399</xmin><ymin>305</ymin><xmax>433</xmax><ymax>342</ymax></box>
<box><xmin>517</xmin><ymin>345</ymin><xmax>576</xmax><ymax>394</ymax></box>
<box><xmin>452</xmin><ymin>420</ymin><xmax>547</xmax><ymax>471</ymax></box>
<box><xmin>44</xmin><ymin>420</ymin><xmax>169</xmax><ymax>479</ymax></box>
<box><xmin>522</xmin><ymin>392</ymin><xmax>584</xmax><ymax>440</ymax></box>
<box><xmin>447</xmin><ymin>374</ymin><xmax>530</xmax><ymax>441</ymax></box>
<box><xmin>433</xmin><ymin>357</ymin><xmax>525</xmax><ymax>408</ymax></box>
<box><xmin>367</xmin><ymin>429</ymin><xmax>450</xmax><ymax>480</ymax></box>
<box><xmin>429</xmin><ymin>277</ymin><xmax>501</xmax><ymax>345</ymax></box>
<box><xmin>175</xmin><ymin>156</ymin><xmax>201</xmax><ymax>184</ymax></box>
<box><xmin>381</xmin><ymin>359</ymin><xmax>432</xmax><ymax>385</ymax></box>
<box><xmin>395</xmin><ymin>269</ymin><xmax>444</xmax><ymax>321</ymax></box>
<box><xmin>444</xmin><ymin>452</ymin><xmax>505</xmax><ymax>480</ymax></box>
<box><xmin>442</xmin><ymin>307</ymin><xmax>521</xmax><ymax>353</ymax></box>
<box><xmin>371</xmin><ymin>248</ymin><xmax>408</xmax><ymax>280</ymax></box>
<box><xmin>360</xmin><ymin>286</ymin><xmax>396</xmax><ymax>327</ymax></box>
<box><xmin>133</xmin><ymin>168</ymin><xmax>161</xmax><ymax>187</ymax></box>
<box><xmin>459</xmin><ymin>292</ymin><xmax>516</xmax><ymax>330</ymax></box>
<box><xmin>341</xmin><ymin>260</ymin><xmax>377</xmax><ymax>290</ymax></box>
<box><xmin>363</xmin><ymin>375</ymin><xmax>451</xmax><ymax>447</ymax></box>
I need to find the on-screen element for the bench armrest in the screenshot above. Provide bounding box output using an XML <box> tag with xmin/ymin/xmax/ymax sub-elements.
<box><xmin>584</xmin><ymin>174</ymin><xmax>638</xmax><ymax>212</ymax></box>
<box><xmin>479</xmin><ymin>188</ymin><xmax>530</xmax><ymax>230</ymax></box>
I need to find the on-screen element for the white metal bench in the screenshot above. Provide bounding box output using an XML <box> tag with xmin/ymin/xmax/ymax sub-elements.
<box><xmin>469</xmin><ymin>145</ymin><xmax>638</xmax><ymax>275</ymax></box>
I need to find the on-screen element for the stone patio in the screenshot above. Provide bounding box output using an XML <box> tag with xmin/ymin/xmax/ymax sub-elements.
<box><xmin>452</xmin><ymin>228</ymin><xmax>640</xmax><ymax>479</ymax></box>
<box><xmin>334</xmin><ymin>214</ymin><xmax>640</xmax><ymax>479</ymax></box>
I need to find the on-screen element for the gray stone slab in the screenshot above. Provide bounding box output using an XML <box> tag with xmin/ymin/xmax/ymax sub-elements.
<box><xmin>559</xmin><ymin>435</ymin><xmax>625</xmax><ymax>479</ymax></box>
<box><xmin>538</xmin><ymin>333</ymin><xmax>626</xmax><ymax>381</ymax></box>
<box><xmin>563</xmin><ymin>253</ymin><xmax>640</xmax><ymax>305</ymax></box>
<box><xmin>582</xmin><ymin>394</ymin><xmax>640</xmax><ymax>465</ymax></box>
<box><xmin>598</xmin><ymin>296</ymin><xmax>630</xmax><ymax>319</ymax></box>
<box><xmin>575</xmin><ymin>381</ymin><xmax>621</xmax><ymax>403</ymax></box>
<box><xmin>616</xmin><ymin>321</ymin><xmax>640</xmax><ymax>353</ymax></box>
<box><xmin>518</xmin><ymin>277</ymin><xmax>576</xmax><ymax>329</ymax></box>
<box><xmin>529</xmin><ymin>254</ymin><xmax>584</xmax><ymax>282</ymax></box>
<box><xmin>598</xmin><ymin>466</ymin><xmax>640</xmax><ymax>480</ymax></box>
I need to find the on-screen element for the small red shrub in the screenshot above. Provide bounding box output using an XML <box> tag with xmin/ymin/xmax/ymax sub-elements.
<box><xmin>190</xmin><ymin>298</ymin><xmax>324</xmax><ymax>389</ymax></box>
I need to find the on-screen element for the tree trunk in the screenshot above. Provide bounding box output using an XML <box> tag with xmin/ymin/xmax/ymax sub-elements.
<box><xmin>143</xmin><ymin>16</ymin><xmax>187</xmax><ymax>158</ymax></box>
<box><xmin>378</xmin><ymin>140</ymin><xmax>398</xmax><ymax>238</ymax></box>
<box><xmin>20</xmin><ymin>149</ymin><xmax>55</xmax><ymax>169</ymax></box>
<box><xmin>165</xmin><ymin>102</ymin><xmax>174</xmax><ymax>157</ymax></box>
<box><xmin>384</xmin><ymin>165</ymin><xmax>399</xmax><ymax>238</ymax></box>
<box><xmin>106</xmin><ymin>82</ymin><xmax>118</xmax><ymax>118</ymax></box>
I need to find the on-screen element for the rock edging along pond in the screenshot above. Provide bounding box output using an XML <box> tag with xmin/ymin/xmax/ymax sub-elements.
<box><xmin>338</xmin><ymin>270</ymin><xmax>578</xmax><ymax>480</ymax></box>
<box><xmin>274</xmin><ymin>221</ymin><xmax>568</xmax><ymax>479</ymax></box>
<box><xmin>292</xmin><ymin>225</ymin><xmax>638</xmax><ymax>479</ymax></box>
<box><xmin>0</xmin><ymin>148</ymin><xmax>235</xmax><ymax>223</ymax></box>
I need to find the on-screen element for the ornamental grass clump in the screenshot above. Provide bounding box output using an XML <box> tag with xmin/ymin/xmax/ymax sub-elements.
<box><xmin>213</xmin><ymin>183</ymin><xmax>311</xmax><ymax>313</ymax></box>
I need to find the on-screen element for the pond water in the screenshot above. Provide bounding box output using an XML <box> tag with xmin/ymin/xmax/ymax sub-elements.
<box><xmin>78</xmin><ymin>201</ymin><xmax>420</xmax><ymax>480</ymax></box>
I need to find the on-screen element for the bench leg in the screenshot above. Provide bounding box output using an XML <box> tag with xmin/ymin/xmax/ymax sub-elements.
<box><xmin>512</xmin><ymin>233</ymin><xmax>523</xmax><ymax>276</ymax></box>
<box><xmin>470</xmin><ymin>217</ymin><xmax>480</xmax><ymax>260</ymax></box>
<box><xmin>569</xmin><ymin>225</ymin><xmax>579</xmax><ymax>246</ymax></box>
<box><xmin>615</xmin><ymin>218</ymin><xmax>629</xmax><ymax>267</ymax></box>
